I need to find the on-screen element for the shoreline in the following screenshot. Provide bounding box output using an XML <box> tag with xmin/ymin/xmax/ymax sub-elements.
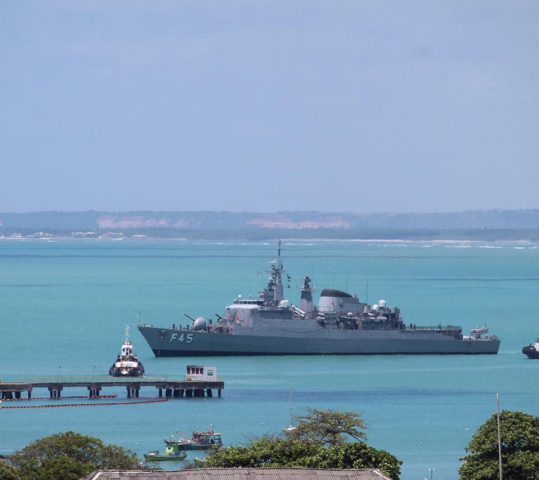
<box><xmin>0</xmin><ymin>235</ymin><xmax>537</xmax><ymax>248</ymax></box>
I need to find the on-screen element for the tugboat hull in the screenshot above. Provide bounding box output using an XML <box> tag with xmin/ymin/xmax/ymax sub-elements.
<box><xmin>522</xmin><ymin>345</ymin><xmax>539</xmax><ymax>359</ymax></box>
<box><xmin>108</xmin><ymin>366</ymin><xmax>145</xmax><ymax>377</ymax></box>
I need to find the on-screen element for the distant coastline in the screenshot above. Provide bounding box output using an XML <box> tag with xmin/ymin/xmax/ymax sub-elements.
<box><xmin>1</xmin><ymin>209</ymin><xmax>539</xmax><ymax>241</ymax></box>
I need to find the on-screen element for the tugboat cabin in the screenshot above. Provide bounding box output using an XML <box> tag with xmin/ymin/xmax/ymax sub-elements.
<box><xmin>186</xmin><ymin>365</ymin><xmax>217</xmax><ymax>381</ymax></box>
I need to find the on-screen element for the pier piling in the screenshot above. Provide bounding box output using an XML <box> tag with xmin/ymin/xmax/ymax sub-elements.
<box><xmin>126</xmin><ymin>386</ymin><xmax>140</xmax><ymax>398</ymax></box>
<box><xmin>88</xmin><ymin>386</ymin><xmax>102</xmax><ymax>398</ymax></box>
<box><xmin>1</xmin><ymin>378</ymin><xmax>223</xmax><ymax>402</ymax></box>
<box><xmin>48</xmin><ymin>387</ymin><xmax>62</xmax><ymax>399</ymax></box>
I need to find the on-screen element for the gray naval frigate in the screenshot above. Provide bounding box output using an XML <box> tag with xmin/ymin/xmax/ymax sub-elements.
<box><xmin>138</xmin><ymin>244</ymin><xmax>500</xmax><ymax>356</ymax></box>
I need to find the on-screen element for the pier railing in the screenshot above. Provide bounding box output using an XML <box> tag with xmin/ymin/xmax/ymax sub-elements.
<box><xmin>5</xmin><ymin>375</ymin><xmax>224</xmax><ymax>384</ymax></box>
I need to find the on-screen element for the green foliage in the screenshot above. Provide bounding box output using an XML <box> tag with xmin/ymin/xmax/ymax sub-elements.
<box><xmin>460</xmin><ymin>410</ymin><xmax>539</xmax><ymax>480</ymax></box>
<box><xmin>0</xmin><ymin>460</ymin><xmax>19</xmax><ymax>480</ymax></box>
<box><xmin>99</xmin><ymin>444</ymin><xmax>144</xmax><ymax>470</ymax></box>
<box><xmin>203</xmin><ymin>410</ymin><xmax>399</xmax><ymax>477</ymax></box>
<box><xmin>10</xmin><ymin>431</ymin><xmax>141</xmax><ymax>480</ymax></box>
<box><xmin>285</xmin><ymin>409</ymin><xmax>367</xmax><ymax>446</ymax></box>
<box><xmin>204</xmin><ymin>437</ymin><xmax>400</xmax><ymax>479</ymax></box>
<box><xmin>31</xmin><ymin>457</ymin><xmax>87</xmax><ymax>480</ymax></box>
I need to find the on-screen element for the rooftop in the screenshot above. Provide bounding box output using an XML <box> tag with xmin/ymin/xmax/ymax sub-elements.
<box><xmin>84</xmin><ymin>468</ymin><xmax>393</xmax><ymax>480</ymax></box>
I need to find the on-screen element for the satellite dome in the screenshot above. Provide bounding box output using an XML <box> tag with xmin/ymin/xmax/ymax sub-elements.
<box><xmin>192</xmin><ymin>316</ymin><xmax>207</xmax><ymax>331</ymax></box>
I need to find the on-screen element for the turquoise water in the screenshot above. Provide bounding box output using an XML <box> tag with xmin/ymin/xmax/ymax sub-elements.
<box><xmin>1</xmin><ymin>239</ymin><xmax>538</xmax><ymax>480</ymax></box>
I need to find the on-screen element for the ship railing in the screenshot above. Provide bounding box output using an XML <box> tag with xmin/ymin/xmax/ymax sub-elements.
<box><xmin>360</xmin><ymin>323</ymin><xmax>403</xmax><ymax>331</ymax></box>
<box><xmin>406</xmin><ymin>325</ymin><xmax>462</xmax><ymax>334</ymax></box>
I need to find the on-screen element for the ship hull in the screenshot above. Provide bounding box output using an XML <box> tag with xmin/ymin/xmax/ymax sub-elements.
<box><xmin>138</xmin><ymin>325</ymin><xmax>500</xmax><ymax>357</ymax></box>
<box><xmin>143</xmin><ymin>453</ymin><xmax>186</xmax><ymax>462</ymax></box>
<box><xmin>522</xmin><ymin>345</ymin><xmax>539</xmax><ymax>359</ymax></box>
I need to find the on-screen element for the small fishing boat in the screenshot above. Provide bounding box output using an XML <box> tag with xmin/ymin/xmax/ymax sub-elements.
<box><xmin>109</xmin><ymin>325</ymin><xmax>145</xmax><ymax>377</ymax></box>
<box><xmin>165</xmin><ymin>427</ymin><xmax>222</xmax><ymax>450</ymax></box>
<box><xmin>522</xmin><ymin>339</ymin><xmax>539</xmax><ymax>359</ymax></box>
<box><xmin>143</xmin><ymin>442</ymin><xmax>187</xmax><ymax>462</ymax></box>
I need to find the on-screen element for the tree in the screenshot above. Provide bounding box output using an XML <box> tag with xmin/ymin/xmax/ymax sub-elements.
<box><xmin>285</xmin><ymin>408</ymin><xmax>367</xmax><ymax>446</ymax></box>
<box><xmin>31</xmin><ymin>457</ymin><xmax>87</xmax><ymax>480</ymax></box>
<box><xmin>203</xmin><ymin>437</ymin><xmax>400</xmax><ymax>479</ymax></box>
<box><xmin>203</xmin><ymin>409</ymin><xmax>399</xmax><ymax>479</ymax></box>
<box><xmin>460</xmin><ymin>410</ymin><xmax>539</xmax><ymax>480</ymax></box>
<box><xmin>0</xmin><ymin>461</ymin><xmax>19</xmax><ymax>480</ymax></box>
<box><xmin>10</xmin><ymin>432</ymin><xmax>142</xmax><ymax>480</ymax></box>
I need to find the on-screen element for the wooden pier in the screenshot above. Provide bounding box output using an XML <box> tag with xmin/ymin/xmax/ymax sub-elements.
<box><xmin>0</xmin><ymin>376</ymin><xmax>224</xmax><ymax>401</ymax></box>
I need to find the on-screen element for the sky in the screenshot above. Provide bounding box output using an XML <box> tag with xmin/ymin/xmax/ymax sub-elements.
<box><xmin>1</xmin><ymin>0</ymin><xmax>538</xmax><ymax>213</ymax></box>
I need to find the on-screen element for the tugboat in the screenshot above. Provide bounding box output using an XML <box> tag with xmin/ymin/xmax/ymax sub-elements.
<box><xmin>109</xmin><ymin>325</ymin><xmax>145</xmax><ymax>377</ymax></box>
<box><xmin>165</xmin><ymin>427</ymin><xmax>222</xmax><ymax>451</ymax></box>
<box><xmin>522</xmin><ymin>339</ymin><xmax>539</xmax><ymax>359</ymax></box>
<box><xmin>144</xmin><ymin>441</ymin><xmax>187</xmax><ymax>462</ymax></box>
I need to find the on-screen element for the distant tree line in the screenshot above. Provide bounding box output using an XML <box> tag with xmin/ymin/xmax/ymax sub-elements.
<box><xmin>2</xmin><ymin>209</ymin><xmax>539</xmax><ymax>241</ymax></box>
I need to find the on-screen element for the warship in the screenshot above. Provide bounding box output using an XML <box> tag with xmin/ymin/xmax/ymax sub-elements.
<box><xmin>137</xmin><ymin>243</ymin><xmax>500</xmax><ymax>356</ymax></box>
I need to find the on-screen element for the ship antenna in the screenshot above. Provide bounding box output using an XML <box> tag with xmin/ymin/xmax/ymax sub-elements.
<box><xmin>125</xmin><ymin>324</ymin><xmax>130</xmax><ymax>343</ymax></box>
<box><xmin>270</xmin><ymin>239</ymin><xmax>285</xmax><ymax>303</ymax></box>
<box><xmin>365</xmin><ymin>276</ymin><xmax>369</xmax><ymax>304</ymax></box>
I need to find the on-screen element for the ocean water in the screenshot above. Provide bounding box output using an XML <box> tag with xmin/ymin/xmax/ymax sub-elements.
<box><xmin>1</xmin><ymin>239</ymin><xmax>539</xmax><ymax>480</ymax></box>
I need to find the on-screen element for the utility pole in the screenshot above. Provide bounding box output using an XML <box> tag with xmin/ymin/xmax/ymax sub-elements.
<box><xmin>497</xmin><ymin>392</ymin><xmax>503</xmax><ymax>480</ymax></box>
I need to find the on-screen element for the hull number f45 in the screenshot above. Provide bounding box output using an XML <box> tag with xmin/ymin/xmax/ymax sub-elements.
<box><xmin>170</xmin><ymin>333</ymin><xmax>194</xmax><ymax>343</ymax></box>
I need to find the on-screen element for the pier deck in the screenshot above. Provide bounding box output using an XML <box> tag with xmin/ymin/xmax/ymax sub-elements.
<box><xmin>0</xmin><ymin>376</ymin><xmax>224</xmax><ymax>400</ymax></box>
